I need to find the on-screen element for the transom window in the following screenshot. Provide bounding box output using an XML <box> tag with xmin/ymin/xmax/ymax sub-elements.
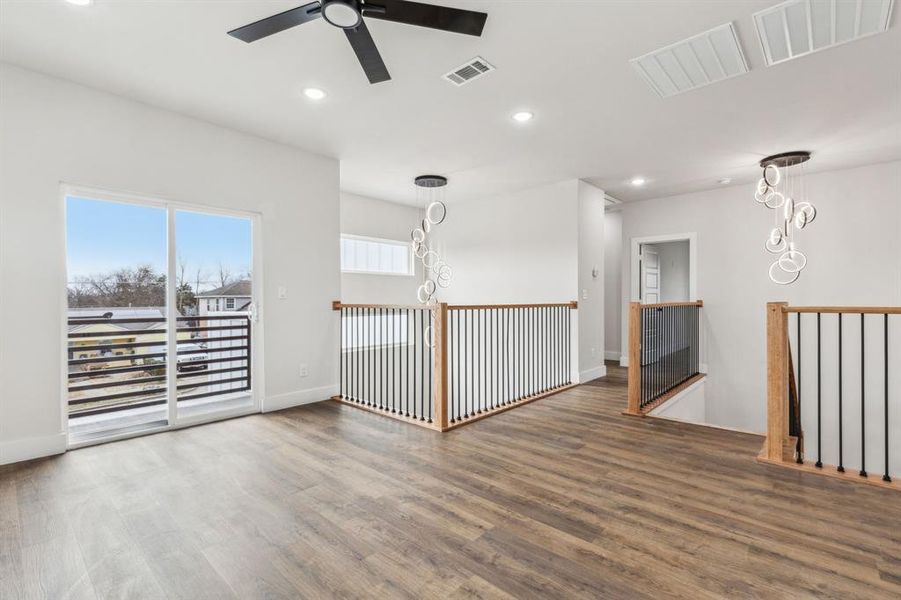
<box><xmin>340</xmin><ymin>234</ymin><xmax>413</xmax><ymax>276</ymax></box>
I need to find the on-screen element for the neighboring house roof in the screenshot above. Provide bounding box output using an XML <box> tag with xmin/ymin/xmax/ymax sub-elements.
<box><xmin>196</xmin><ymin>280</ymin><xmax>252</xmax><ymax>298</ymax></box>
<box><xmin>67</xmin><ymin>306</ymin><xmax>180</xmax><ymax>333</ymax></box>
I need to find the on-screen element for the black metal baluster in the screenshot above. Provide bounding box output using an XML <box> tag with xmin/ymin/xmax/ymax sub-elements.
<box><xmin>354</xmin><ymin>307</ymin><xmax>359</xmax><ymax>402</ymax></box>
<box><xmin>491</xmin><ymin>309</ymin><xmax>496</xmax><ymax>409</ymax></box>
<box><xmin>418</xmin><ymin>309</ymin><xmax>428</xmax><ymax>421</ymax></box>
<box><xmin>392</xmin><ymin>308</ymin><xmax>397</xmax><ymax>413</ymax></box>
<box><xmin>365</xmin><ymin>308</ymin><xmax>370</xmax><ymax>405</ymax></box>
<box><xmin>347</xmin><ymin>308</ymin><xmax>357</xmax><ymax>402</ymax></box>
<box><xmin>505</xmin><ymin>308</ymin><xmax>510</xmax><ymax>405</ymax></box>
<box><xmin>340</xmin><ymin>308</ymin><xmax>345</xmax><ymax>399</ymax></box>
<box><xmin>563</xmin><ymin>307</ymin><xmax>568</xmax><ymax>385</ymax></box>
<box><xmin>477</xmin><ymin>309</ymin><xmax>482</xmax><ymax>413</ymax></box>
<box><xmin>797</xmin><ymin>313</ymin><xmax>803</xmax><ymax>463</ymax></box>
<box><xmin>465</xmin><ymin>309</ymin><xmax>470</xmax><ymax>417</ymax></box>
<box><xmin>455</xmin><ymin>310</ymin><xmax>460</xmax><ymax>421</ymax></box>
<box><xmin>513</xmin><ymin>308</ymin><xmax>518</xmax><ymax>402</ymax></box>
<box><xmin>555</xmin><ymin>305</ymin><xmax>559</xmax><ymax>388</ymax></box>
<box><xmin>884</xmin><ymin>313</ymin><xmax>891</xmax><ymax>483</ymax></box>
<box><xmin>427</xmin><ymin>308</ymin><xmax>433</xmax><ymax>423</ymax></box>
<box><xmin>356</xmin><ymin>307</ymin><xmax>360</xmax><ymax>404</ymax></box>
<box><xmin>860</xmin><ymin>313</ymin><xmax>867</xmax><ymax>478</ymax></box>
<box><xmin>527</xmin><ymin>307</ymin><xmax>532</xmax><ymax>397</ymax></box>
<box><xmin>838</xmin><ymin>313</ymin><xmax>844</xmax><ymax>472</ymax></box>
<box><xmin>640</xmin><ymin>308</ymin><xmax>646</xmax><ymax>407</ymax></box>
<box><xmin>403</xmin><ymin>308</ymin><xmax>407</xmax><ymax>415</ymax></box>
<box><xmin>816</xmin><ymin>313</ymin><xmax>822</xmax><ymax>468</ymax></box>
<box><xmin>551</xmin><ymin>306</ymin><xmax>556</xmax><ymax>389</ymax></box>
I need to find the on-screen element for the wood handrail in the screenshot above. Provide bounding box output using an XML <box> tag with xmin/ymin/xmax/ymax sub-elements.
<box><xmin>448</xmin><ymin>301</ymin><xmax>578</xmax><ymax>310</ymax></box>
<box><xmin>332</xmin><ymin>301</ymin><xmax>426</xmax><ymax>310</ymax></box>
<box><xmin>783</xmin><ymin>306</ymin><xmax>901</xmax><ymax>314</ymax></box>
<box><xmin>638</xmin><ymin>300</ymin><xmax>704</xmax><ymax>309</ymax></box>
<box><xmin>332</xmin><ymin>301</ymin><xmax>579</xmax><ymax>311</ymax></box>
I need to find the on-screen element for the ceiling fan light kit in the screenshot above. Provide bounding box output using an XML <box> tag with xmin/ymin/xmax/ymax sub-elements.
<box><xmin>322</xmin><ymin>0</ymin><xmax>363</xmax><ymax>29</ymax></box>
<box><xmin>228</xmin><ymin>0</ymin><xmax>488</xmax><ymax>85</ymax></box>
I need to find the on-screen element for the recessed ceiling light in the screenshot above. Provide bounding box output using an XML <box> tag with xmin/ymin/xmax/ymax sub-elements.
<box><xmin>303</xmin><ymin>88</ymin><xmax>327</xmax><ymax>101</ymax></box>
<box><xmin>66</xmin><ymin>0</ymin><xmax>93</xmax><ymax>5</ymax></box>
<box><xmin>631</xmin><ymin>177</ymin><xmax>646</xmax><ymax>186</ymax></box>
<box><xmin>512</xmin><ymin>111</ymin><xmax>534</xmax><ymax>123</ymax></box>
<box><xmin>719</xmin><ymin>178</ymin><xmax>732</xmax><ymax>185</ymax></box>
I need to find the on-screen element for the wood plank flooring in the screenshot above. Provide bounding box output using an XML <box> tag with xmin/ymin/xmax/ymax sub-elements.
<box><xmin>2</xmin><ymin>363</ymin><xmax>899</xmax><ymax>598</ymax></box>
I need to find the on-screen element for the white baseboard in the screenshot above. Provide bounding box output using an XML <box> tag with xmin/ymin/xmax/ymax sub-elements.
<box><xmin>604</xmin><ymin>350</ymin><xmax>621</xmax><ymax>361</ymax></box>
<box><xmin>0</xmin><ymin>432</ymin><xmax>67</xmax><ymax>466</ymax></box>
<box><xmin>580</xmin><ymin>364</ymin><xmax>607</xmax><ymax>383</ymax></box>
<box><xmin>263</xmin><ymin>384</ymin><xmax>338</xmax><ymax>413</ymax></box>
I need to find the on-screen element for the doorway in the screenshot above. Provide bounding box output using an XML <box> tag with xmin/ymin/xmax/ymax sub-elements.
<box><xmin>64</xmin><ymin>188</ymin><xmax>261</xmax><ymax>446</ymax></box>
<box><xmin>639</xmin><ymin>240</ymin><xmax>690</xmax><ymax>303</ymax></box>
<box><xmin>630</xmin><ymin>233</ymin><xmax>697</xmax><ymax>304</ymax></box>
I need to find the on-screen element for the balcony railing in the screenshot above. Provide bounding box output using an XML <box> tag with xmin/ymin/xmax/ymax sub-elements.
<box><xmin>67</xmin><ymin>314</ymin><xmax>251</xmax><ymax>418</ymax></box>
<box><xmin>334</xmin><ymin>301</ymin><xmax>578</xmax><ymax>431</ymax></box>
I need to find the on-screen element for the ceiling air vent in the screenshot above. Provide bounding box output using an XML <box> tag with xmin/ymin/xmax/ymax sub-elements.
<box><xmin>630</xmin><ymin>22</ymin><xmax>749</xmax><ymax>98</ymax></box>
<box><xmin>754</xmin><ymin>0</ymin><xmax>894</xmax><ymax>66</ymax></box>
<box><xmin>443</xmin><ymin>56</ymin><xmax>494</xmax><ymax>86</ymax></box>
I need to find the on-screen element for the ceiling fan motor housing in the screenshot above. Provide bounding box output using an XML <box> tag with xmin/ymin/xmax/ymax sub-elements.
<box><xmin>322</xmin><ymin>0</ymin><xmax>363</xmax><ymax>29</ymax></box>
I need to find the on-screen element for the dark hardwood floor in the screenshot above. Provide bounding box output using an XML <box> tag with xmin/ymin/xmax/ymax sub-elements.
<box><xmin>2</xmin><ymin>362</ymin><xmax>899</xmax><ymax>598</ymax></box>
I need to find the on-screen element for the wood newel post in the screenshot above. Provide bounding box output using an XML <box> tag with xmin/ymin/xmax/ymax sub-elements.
<box><xmin>766</xmin><ymin>302</ymin><xmax>790</xmax><ymax>461</ymax></box>
<box><xmin>433</xmin><ymin>302</ymin><xmax>449</xmax><ymax>431</ymax></box>
<box><xmin>626</xmin><ymin>302</ymin><xmax>642</xmax><ymax>415</ymax></box>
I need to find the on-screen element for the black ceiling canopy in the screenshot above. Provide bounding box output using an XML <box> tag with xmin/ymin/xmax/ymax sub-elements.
<box><xmin>227</xmin><ymin>0</ymin><xmax>488</xmax><ymax>85</ymax></box>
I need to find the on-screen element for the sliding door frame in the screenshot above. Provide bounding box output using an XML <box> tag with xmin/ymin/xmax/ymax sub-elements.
<box><xmin>60</xmin><ymin>183</ymin><xmax>265</xmax><ymax>449</ymax></box>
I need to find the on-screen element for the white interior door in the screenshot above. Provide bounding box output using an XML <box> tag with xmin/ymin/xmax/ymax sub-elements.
<box><xmin>641</xmin><ymin>247</ymin><xmax>660</xmax><ymax>304</ymax></box>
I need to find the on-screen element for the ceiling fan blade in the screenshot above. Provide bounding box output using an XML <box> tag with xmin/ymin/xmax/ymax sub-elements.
<box><xmin>362</xmin><ymin>0</ymin><xmax>487</xmax><ymax>36</ymax></box>
<box><xmin>345</xmin><ymin>21</ymin><xmax>391</xmax><ymax>84</ymax></box>
<box><xmin>228</xmin><ymin>2</ymin><xmax>322</xmax><ymax>43</ymax></box>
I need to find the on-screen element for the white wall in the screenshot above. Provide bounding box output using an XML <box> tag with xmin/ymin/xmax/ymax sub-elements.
<box><xmin>429</xmin><ymin>179</ymin><xmax>583</xmax><ymax>381</ymax></box>
<box><xmin>604</xmin><ymin>210</ymin><xmax>622</xmax><ymax>360</ymax></box>
<box><xmin>643</xmin><ymin>240</ymin><xmax>690</xmax><ymax>302</ymax></box>
<box><xmin>340</xmin><ymin>192</ymin><xmax>421</xmax><ymax>305</ymax></box>
<box><xmin>577</xmin><ymin>181</ymin><xmax>606</xmax><ymax>382</ymax></box>
<box><xmin>619</xmin><ymin>161</ymin><xmax>901</xmax><ymax>466</ymax></box>
<box><xmin>430</xmin><ymin>180</ymin><xmax>580</xmax><ymax>305</ymax></box>
<box><xmin>0</xmin><ymin>64</ymin><xmax>340</xmax><ymax>464</ymax></box>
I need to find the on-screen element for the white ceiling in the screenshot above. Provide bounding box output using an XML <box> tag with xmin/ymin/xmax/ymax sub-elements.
<box><xmin>1</xmin><ymin>1</ymin><xmax>899</xmax><ymax>204</ymax></box>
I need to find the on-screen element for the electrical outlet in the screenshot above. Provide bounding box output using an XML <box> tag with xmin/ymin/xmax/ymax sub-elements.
<box><xmin>278</xmin><ymin>286</ymin><xmax>288</xmax><ymax>299</ymax></box>
<box><xmin>299</xmin><ymin>364</ymin><xmax>309</xmax><ymax>377</ymax></box>
<box><xmin>582</xmin><ymin>289</ymin><xmax>589</xmax><ymax>300</ymax></box>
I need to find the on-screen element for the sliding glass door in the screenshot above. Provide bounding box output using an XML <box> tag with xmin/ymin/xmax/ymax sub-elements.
<box><xmin>174</xmin><ymin>210</ymin><xmax>254</xmax><ymax>421</ymax></box>
<box><xmin>65</xmin><ymin>191</ymin><xmax>259</xmax><ymax>445</ymax></box>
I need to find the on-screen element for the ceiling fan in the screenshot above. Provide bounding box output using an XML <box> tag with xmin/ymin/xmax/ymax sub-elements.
<box><xmin>227</xmin><ymin>0</ymin><xmax>488</xmax><ymax>85</ymax></box>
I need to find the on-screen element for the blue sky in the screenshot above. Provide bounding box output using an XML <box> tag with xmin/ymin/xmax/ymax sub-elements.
<box><xmin>66</xmin><ymin>196</ymin><xmax>252</xmax><ymax>291</ymax></box>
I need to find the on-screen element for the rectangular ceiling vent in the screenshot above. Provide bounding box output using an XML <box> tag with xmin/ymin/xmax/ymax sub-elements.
<box><xmin>630</xmin><ymin>22</ymin><xmax>749</xmax><ymax>98</ymax></box>
<box><xmin>754</xmin><ymin>0</ymin><xmax>894</xmax><ymax>66</ymax></box>
<box><xmin>443</xmin><ymin>56</ymin><xmax>494</xmax><ymax>86</ymax></box>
